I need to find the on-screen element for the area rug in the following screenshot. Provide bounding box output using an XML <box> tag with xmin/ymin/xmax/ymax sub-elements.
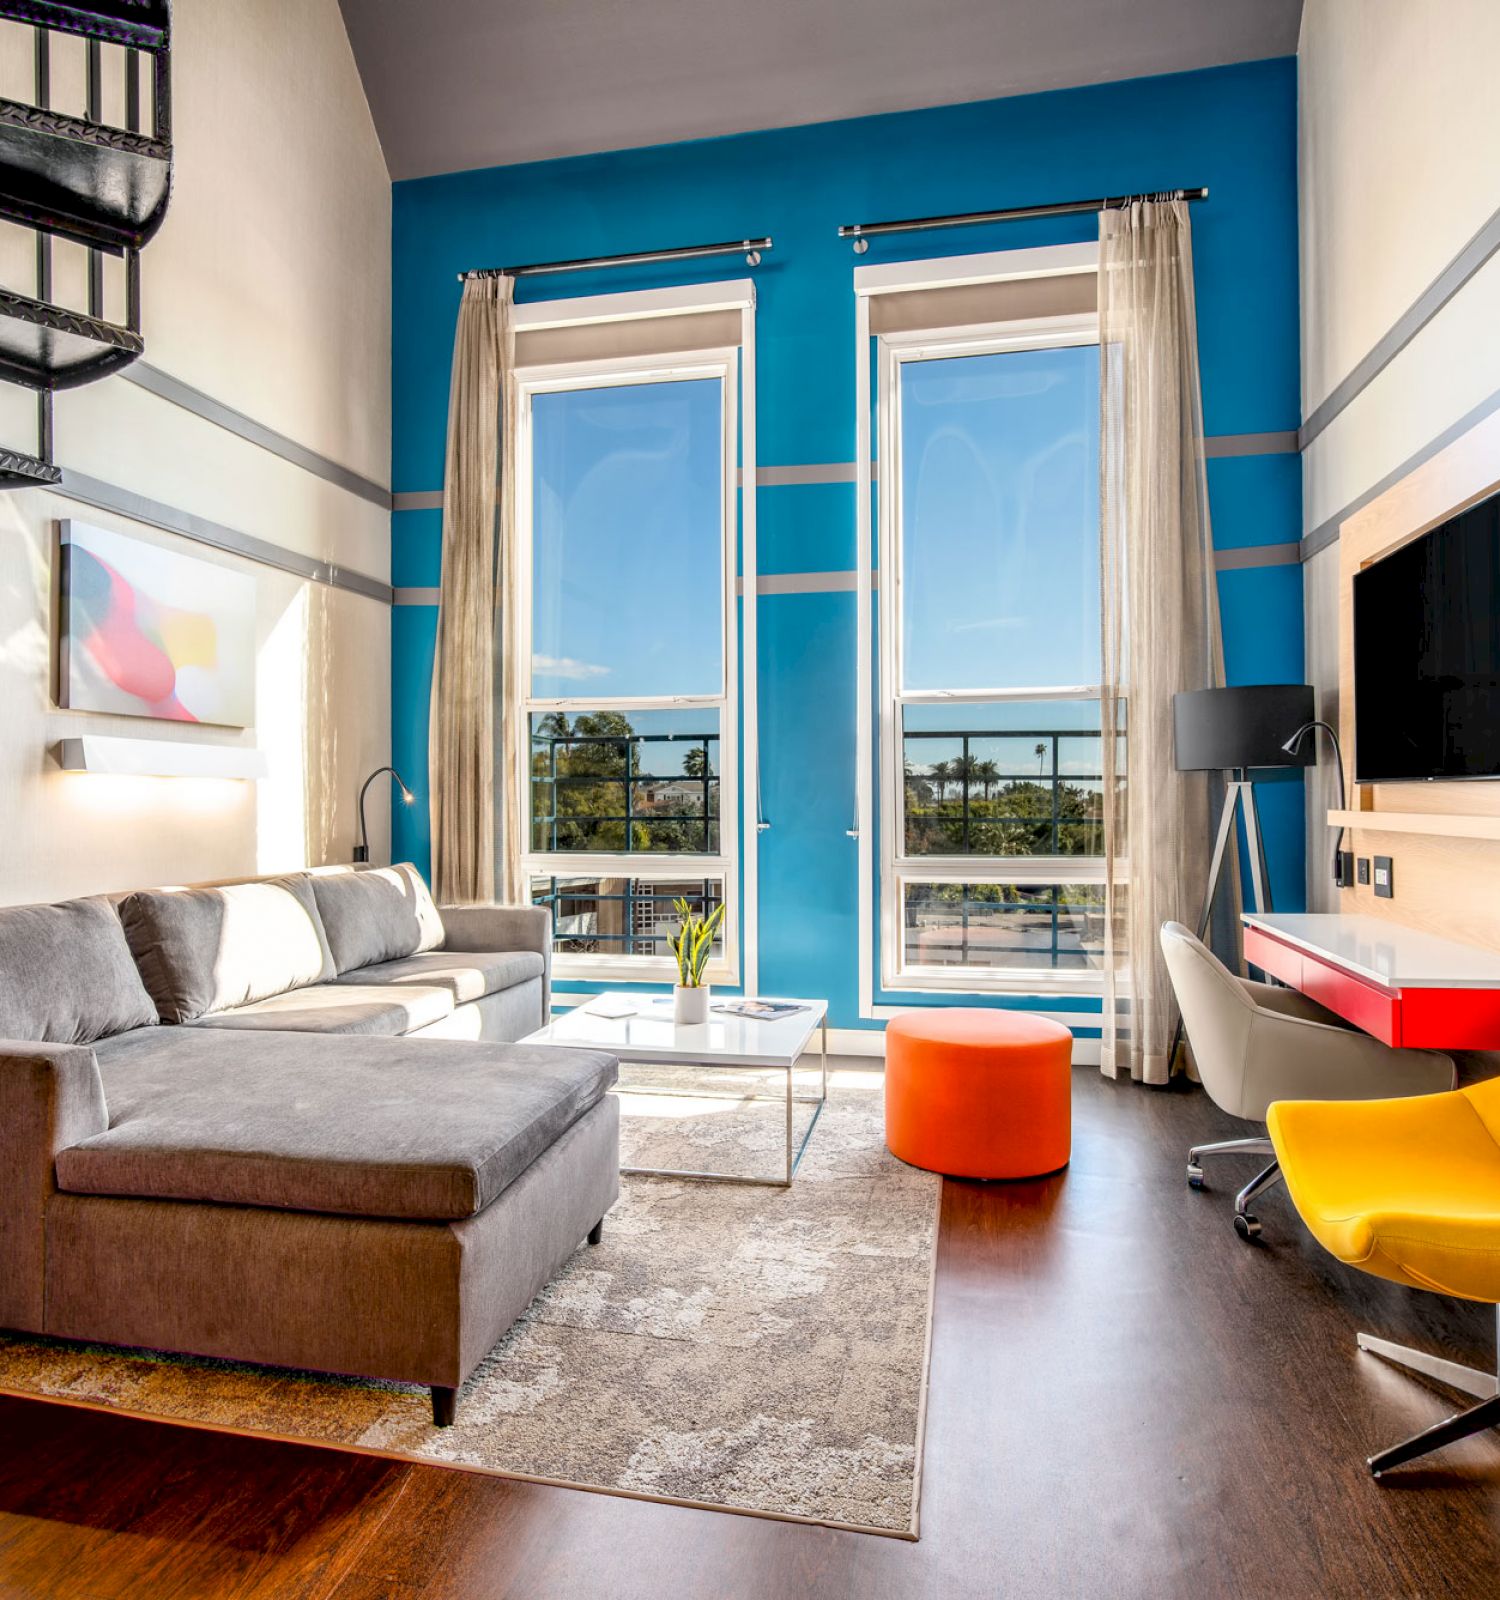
<box><xmin>0</xmin><ymin>1064</ymin><xmax>939</xmax><ymax>1538</ymax></box>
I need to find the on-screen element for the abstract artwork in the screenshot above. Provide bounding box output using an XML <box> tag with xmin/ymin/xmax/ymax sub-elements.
<box><xmin>58</xmin><ymin>520</ymin><xmax>256</xmax><ymax>727</ymax></box>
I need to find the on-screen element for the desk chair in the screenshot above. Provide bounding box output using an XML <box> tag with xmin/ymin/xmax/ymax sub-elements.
<box><xmin>1160</xmin><ymin>922</ymin><xmax>1455</xmax><ymax>1239</ymax></box>
<box><xmin>1269</xmin><ymin>1083</ymin><xmax>1500</xmax><ymax>1477</ymax></box>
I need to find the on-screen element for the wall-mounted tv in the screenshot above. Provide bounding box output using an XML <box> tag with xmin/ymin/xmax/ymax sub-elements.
<box><xmin>1354</xmin><ymin>486</ymin><xmax>1500</xmax><ymax>782</ymax></box>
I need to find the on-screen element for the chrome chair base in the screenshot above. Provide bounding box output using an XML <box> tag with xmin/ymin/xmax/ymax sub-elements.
<box><xmin>1186</xmin><ymin>1137</ymin><xmax>1282</xmax><ymax>1240</ymax></box>
<box><xmin>1358</xmin><ymin>1314</ymin><xmax>1500</xmax><ymax>1478</ymax></box>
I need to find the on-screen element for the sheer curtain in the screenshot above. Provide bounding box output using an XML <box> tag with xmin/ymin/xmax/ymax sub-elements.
<box><xmin>429</xmin><ymin>275</ymin><xmax>516</xmax><ymax>905</ymax></box>
<box><xmin>1098</xmin><ymin>198</ymin><xmax>1225</xmax><ymax>1083</ymax></box>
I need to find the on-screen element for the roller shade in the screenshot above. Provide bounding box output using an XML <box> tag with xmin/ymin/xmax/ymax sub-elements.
<box><xmin>869</xmin><ymin>271</ymin><xmax>1095</xmax><ymax>336</ymax></box>
<box><xmin>516</xmin><ymin>309</ymin><xmax>742</xmax><ymax>369</ymax></box>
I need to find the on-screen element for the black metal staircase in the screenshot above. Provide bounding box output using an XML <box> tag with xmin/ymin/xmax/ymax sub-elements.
<box><xmin>0</xmin><ymin>0</ymin><xmax>171</xmax><ymax>487</ymax></box>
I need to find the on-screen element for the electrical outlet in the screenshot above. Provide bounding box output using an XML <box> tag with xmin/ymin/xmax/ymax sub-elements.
<box><xmin>1373</xmin><ymin>855</ymin><xmax>1394</xmax><ymax>899</ymax></box>
<box><xmin>1357</xmin><ymin>857</ymin><xmax>1371</xmax><ymax>886</ymax></box>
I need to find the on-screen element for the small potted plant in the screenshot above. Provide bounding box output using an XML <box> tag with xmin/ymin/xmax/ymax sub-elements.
<box><xmin>667</xmin><ymin>895</ymin><xmax>725</xmax><ymax>1024</ymax></box>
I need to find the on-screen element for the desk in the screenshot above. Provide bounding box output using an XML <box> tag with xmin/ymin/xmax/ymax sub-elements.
<box><xmin>1243</xmin><ymin>913</ymin><xmax>1500</xmax><ymax>1050</ymax></box>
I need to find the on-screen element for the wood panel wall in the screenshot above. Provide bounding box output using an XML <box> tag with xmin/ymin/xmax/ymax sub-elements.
<box><xmin>1335</xmin><ymin>407</ymin><xmax>1500</xmax><ymax>945</ymax></box>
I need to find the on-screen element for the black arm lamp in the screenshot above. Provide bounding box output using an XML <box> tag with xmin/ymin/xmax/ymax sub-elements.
<box><xmin>1281</xmin><ymin>720</ymin><xmax>1352</xmax><ymax>888</ymax></box>
<box><xmin>353</xmin><ymin>766</ymin><xmax>415</xmax><ymax>864</ymax></box>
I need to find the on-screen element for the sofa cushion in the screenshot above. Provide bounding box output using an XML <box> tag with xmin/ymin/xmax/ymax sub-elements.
<box><xmin>65</xmin><ymin>1028</ymin><xmax>617</xmax><ymax>1220</ymax></box>
<box><xmin>0</xmin><ymin>896</ymin><xmax>157</xmax><ymax>1045</ymax></box>
<box><xmin>334</xmin><ymin>949</ymin><xmax>543</xmax><ymax>1006</ymax></box>
<box><xmin>193</xmin><ymin>982</ymin><xmax>455</xmax><ymax>1036</ymax></box>
<box><xmin>311</xmin><ymin>865</ymin><xmax>445</xmax><ymax>975</ymax></box>
<box><xmin>120</xmin><ymin>876</ymin><xmax>335</xmax><ymax>1024</ymax></box>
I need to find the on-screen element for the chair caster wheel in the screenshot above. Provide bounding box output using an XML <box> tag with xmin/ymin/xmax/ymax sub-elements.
<box><xmin>1186</xmin><ymin>1164</ymin><xmax>1204</xmax><ymax>1189</ymax></box>
<box><xmin>1233</xmin><ymin>1213</ymin><xmax>1261</xmax><ymax>1241</ymax></box>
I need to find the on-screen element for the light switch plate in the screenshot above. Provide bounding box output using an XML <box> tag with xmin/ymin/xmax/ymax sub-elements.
<box><xmin>1373</xmin><ymin>855</ymin><xmax>1394</xmax><ymax>899</ymax></box>
<box><xmin>1357</xmin><ymin>857</ymin><xmax>1370</xmax><ymax>886</ymax></box>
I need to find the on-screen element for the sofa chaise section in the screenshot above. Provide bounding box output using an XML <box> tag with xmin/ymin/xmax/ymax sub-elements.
<box><xmin>0</xmin><ymin>878</ymin><xmax>620</xmax><ymax>1426</ymax></box>
<box><xmin>66</xmin><ymin>1028</ymin><xmax>616</xmax><ymax>1219</ymax></box>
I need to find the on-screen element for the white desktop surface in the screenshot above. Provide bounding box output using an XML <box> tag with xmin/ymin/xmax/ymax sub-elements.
<box><xmin>525</xmin><ymin>994</ymin><xmax>828</xmax><ymax>1068</ymax></box>
<box><xmin>1243</xmin><ymin>913</ymin><xmax>1500</xmax><ymax>990</ymax></box>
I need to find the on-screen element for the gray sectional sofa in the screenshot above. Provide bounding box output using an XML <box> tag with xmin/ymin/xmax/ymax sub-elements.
<box><xmin>0</xmin><ymin>865</ymin><xmax>618</xmax><ymax>1426</ymax></box>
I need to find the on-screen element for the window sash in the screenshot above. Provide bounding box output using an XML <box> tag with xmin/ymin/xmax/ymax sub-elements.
<box><xmin>512</xmin><ymin>349</ymin><xmax>741</xmax><ymax>983</ymax></box>
<box><xmin>877</xmin><ymin>314</ymin><xmax>1106</xmax><ymax>994</ymax></box>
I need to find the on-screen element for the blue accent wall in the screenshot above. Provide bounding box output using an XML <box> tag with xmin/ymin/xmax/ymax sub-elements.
<box><xmin>391</xmin><ymin>58</ymin><xmax>1303</xmax><ymax>1029</ymax></box>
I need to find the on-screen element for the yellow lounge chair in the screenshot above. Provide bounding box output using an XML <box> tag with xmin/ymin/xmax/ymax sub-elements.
<box><xmin>1268</xmin><ymin>1079</ymin><xmax>1500</xmax><ymax>1478</ymax></box>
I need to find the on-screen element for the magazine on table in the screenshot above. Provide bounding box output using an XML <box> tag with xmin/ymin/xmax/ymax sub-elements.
<box><xmin>712</xmin><ymin>999</ymin><xmax>810</xmax><ymax>1020</ymax></box>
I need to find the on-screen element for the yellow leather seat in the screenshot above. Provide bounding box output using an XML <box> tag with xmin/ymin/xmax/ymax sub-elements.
<box><xmin>1268</xmin><ymin>1078</ymin><xmax>1500</xmax><ymax>1477</ymax></box>
<box><xmin>1268</xmin><ymin>1078</ymin><xmax>1500</xmax><ymax>1301</ymax></box>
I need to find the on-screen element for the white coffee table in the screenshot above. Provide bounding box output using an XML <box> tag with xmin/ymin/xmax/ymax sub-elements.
<box><xmin>522</xmin><ymin>995</ymin><xmax>829</xmax><ymax>1186</ymax></box>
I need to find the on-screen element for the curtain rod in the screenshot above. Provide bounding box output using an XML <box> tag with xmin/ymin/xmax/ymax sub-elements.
<box><xmin>459</xmin><ymin>236</ymin><xmax>773</xmax><ymax>282</ymax></box>
<box><xmin>837</xmin><ymin>188</ymin><xmax>1208</xmax><ymax>251</ymax></box>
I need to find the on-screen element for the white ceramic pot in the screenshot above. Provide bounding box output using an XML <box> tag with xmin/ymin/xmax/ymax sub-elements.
<box><xmin>673</xmin><ymin>983</ymin><xmax>710</xmax><ymax>1024</ymax></box>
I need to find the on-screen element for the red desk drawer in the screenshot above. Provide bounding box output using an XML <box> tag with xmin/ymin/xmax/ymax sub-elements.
<box><xmin>1297</xmin><ymin>959</ymin><xmax>1400</xmax><ymax>1046</ymax></box>
<box><xmin>1243</xmin><ymin>926</ymin><xmax>1302</xmax><ymax>989</ymax></box>
<box><xmin>1396</xmin><ymin>988</ymin><xmax>1500</xmax><ymax>1050</ymax></box>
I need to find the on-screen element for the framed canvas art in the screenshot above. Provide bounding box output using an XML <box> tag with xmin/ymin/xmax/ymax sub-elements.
<box><xmin>58</xmin><ymin>520</ymin><xmax>256</xmax><ymax>727</ymax></box>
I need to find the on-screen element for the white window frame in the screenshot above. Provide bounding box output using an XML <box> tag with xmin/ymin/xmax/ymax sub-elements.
<box><xmin>875</xmin><ymin>303</ymin><xmax>1107</xmax><ymax>995</ymax></box>
<box><xmin>513</xmin><ymin>346</ymin><xmax>742</xmax><ymax>986</ymax></box>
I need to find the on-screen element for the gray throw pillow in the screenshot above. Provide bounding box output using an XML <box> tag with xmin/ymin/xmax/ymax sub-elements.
<box><xmin>0</xmin><ymin>896</ymin><xmax>158</xmax><ymax>1044</ymax></box>
<box><xmin>121</xmin><ymin>874</ymin><xmax>337</xmax><ymax>1024</ymax></box>
<box><xmin>311</xmin><ymin>863</ymin><xmax>446</xmax><ymax>974</ymax></box>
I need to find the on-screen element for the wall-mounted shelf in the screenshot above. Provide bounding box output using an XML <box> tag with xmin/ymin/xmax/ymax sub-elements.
<box><xmin>0</xmin><ymin>286</ymin><xmax>143</xmax><ymax>390</ymax></box>
<box><xmin>0</xmin><ymin>99</ymin><xmax>171</xmax><ymax>252</ymax></box>
<box><xmin>57</xmin><ymin>735</ymin><xmax>267</xmax><ymax>781</ymax></box>
<box><xmin>0</xmin><ymin>445</ymin><xmax>60</xmax><ymax>487</ymax></box>
<box><xmin>5</xmin><ymin>1</ymin><xmax>171</xmax><ymax>50</ymax></box>
<box><xmin>1328</xmin><ymin>809</ymin><xmax>1500</xmax><ymax>842</ymax></box>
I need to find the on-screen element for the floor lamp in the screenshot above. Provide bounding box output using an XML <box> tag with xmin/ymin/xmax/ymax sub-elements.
<box><xmin>1169</xmin><ymin>685</ymin><xmax>1315</xmax><ymax>1070</ymax></box>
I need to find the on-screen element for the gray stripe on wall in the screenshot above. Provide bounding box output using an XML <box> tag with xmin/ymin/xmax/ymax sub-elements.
<box><xmin>398</xmin><ymin>430</ymin><xmax>1295</xmax><ymax>507</ymax></box>
<box><xmin>125</xmin><ymin>363</ymin><xmax>393</xmax><ymax>510</ymax></box>
<box><xmin>1300</xmin><ymin>201</ymin><xmax>1500</xmax><ymax>450</ymax></box>
<box><xmin>754</xmin><ymin>462</ymin><xmax>860</xmax><ymax>486</ymax></box>
<box><xmin>1300</xmin><ymin>380</ymin><xmax>1500</xmax><ymax>562</ymax></box>
<box><xmin>394</xmin><ymin>586</ymin><xmax>442</xmax><ymax>605</ymax></box>
<box><xmin>1214</xmin><ymin>542</ymin><xmax>1301</xmax><ymax>571</ymax></box>
<box><xmin>1204</xmin><ymin>430</ymin><xmax>1299</xmax><ymax>459</ymax></box>
<box><xmin>56</xmin><ymin>469</ymin><xmax>394</xmax><ymax>605</ymax></box>
<box><xmin>744</xmin><ymin>570</ymin><xmax>874</xmax><ymax>594</ymax></box>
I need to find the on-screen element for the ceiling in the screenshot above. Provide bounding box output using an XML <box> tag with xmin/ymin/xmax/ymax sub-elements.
<box><xmin>338</xmin><ymin>0</ymin><xmax>1303</xmax><ymax>181</ymax></box>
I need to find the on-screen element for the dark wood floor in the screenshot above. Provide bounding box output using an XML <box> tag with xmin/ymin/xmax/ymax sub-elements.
<box><xmin>3</xmin><ymin>1070</ymin><xmax>1499</xmax><ymax>1600</ymax></box>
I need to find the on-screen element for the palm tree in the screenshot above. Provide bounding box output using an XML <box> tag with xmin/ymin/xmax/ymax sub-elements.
<box><xmin>974</xmin><ymin>758</ymin><xmax>1000</xmax><ymax>800</ymax></box>
<box><xmin>1034</xmin><ymin>741</ymin><xmax>1047</xmax><ymax>775</ymax></box>
<box><xmin>930</xmin><ymin>759</ymin><xmax>953</xmax><ymax>803</ymax></box>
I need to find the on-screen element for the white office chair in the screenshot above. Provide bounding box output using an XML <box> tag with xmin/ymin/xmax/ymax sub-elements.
<box><xmin>1159</xmin><ymin>922</ymin><xmax>1455</xmax><ymax>1240</ymax></box>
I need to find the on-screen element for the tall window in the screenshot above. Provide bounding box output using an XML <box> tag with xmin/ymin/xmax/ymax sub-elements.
<box><xmin>878</xmin><ymin>309</ymin><xmax>1107</xmax><ymax>991</ymax></box>
<box><xmin>516</xmin><ymin>356</ymin><xmax>740</xmax><ymax>981</ymax></box>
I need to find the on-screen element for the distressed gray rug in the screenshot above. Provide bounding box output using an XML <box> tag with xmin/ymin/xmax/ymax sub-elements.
<box><xmin>0</xmin><ymin>1064</ymin><xmax>939</xmax><ymax>1537</ymax></box>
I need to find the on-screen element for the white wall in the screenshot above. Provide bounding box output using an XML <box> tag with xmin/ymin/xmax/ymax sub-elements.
<box><xmin>0</xmin><ymin>0</ymin><xmax>391</xmax><ymax>906</ymax></box>
<box><xmin>1298</xmin><ymin>0</ymin><xmax>1500</xmax><ymax>909</ymax></box>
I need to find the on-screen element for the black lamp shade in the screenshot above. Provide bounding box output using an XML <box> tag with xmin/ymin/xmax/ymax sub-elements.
<box><xmin>1172</xmin><ymin>684</ymin><xmax>1315</xmax><ymax>772</ymax></box>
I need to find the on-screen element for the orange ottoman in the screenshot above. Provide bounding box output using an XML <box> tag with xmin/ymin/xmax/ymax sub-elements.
<box><xmin>885</xmin><ymin>1009</ymin><xmax>1072</xmax><ymax>1179</ymax></box>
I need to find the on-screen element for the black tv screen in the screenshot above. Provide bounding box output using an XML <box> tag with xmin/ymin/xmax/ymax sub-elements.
<box><xmin>1354</xmin><ymin>487</ymin><xmax>1500</xmax><ymax>782</ymax></box>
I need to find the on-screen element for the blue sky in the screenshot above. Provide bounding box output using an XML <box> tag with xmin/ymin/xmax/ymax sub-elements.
<box><xmin>899</xmin><ymin>343</ymin><xmax>1100</xmax><ymax>694</ymax></box>
<box><xmin>531</xmin><ymin>377</ymin><xmax>723</xmax><ymax>701</ymax></box>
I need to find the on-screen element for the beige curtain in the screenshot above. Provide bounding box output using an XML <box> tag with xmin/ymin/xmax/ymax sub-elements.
<box><xmin>429</xmin><ymin>275</ymin><xmax>517</xmax><ymax>904</ymax></box>
<box><xmin>1098</xmin><ymin>198</ymin><xmax>1225</xmax><ymax>1083</ymax></box>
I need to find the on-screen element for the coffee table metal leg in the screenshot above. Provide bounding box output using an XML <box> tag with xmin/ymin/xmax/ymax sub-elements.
<box><xmin>784</xmin><ymin>1061</ymin><xmax>794</xmax><ymax>1185</ymax></box>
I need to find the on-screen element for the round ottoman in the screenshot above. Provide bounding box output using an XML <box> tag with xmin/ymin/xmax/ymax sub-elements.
<box><xmin>885</xmin><ymin>1009</ymin><xmax>1072</xmax><ymax>1179</ymax></box>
